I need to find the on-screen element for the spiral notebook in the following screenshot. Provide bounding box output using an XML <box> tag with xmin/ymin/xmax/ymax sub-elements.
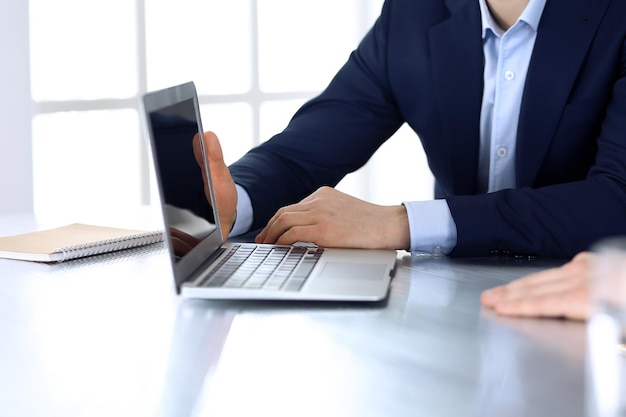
<box><xmin>0</xmin><ymin>223</ymin><xmax>163</xmax><ymax>263</ymax></box>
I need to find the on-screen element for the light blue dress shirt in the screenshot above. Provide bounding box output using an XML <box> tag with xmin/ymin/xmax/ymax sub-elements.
<box><xmin>232</xmin><ymin>0</ymin><xmax>547</xmax><ymax>253</ymax></box>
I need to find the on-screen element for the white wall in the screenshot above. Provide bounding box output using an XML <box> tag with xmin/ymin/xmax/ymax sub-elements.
<box><xmin>0</xmin><ymin>0</ymin><xmax>33</xmax><ymax>214</ymax></box>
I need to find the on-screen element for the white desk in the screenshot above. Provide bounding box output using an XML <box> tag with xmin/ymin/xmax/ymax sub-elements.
<box><xmin>0</xmin><ymin>215</ymin><xmax>584</xmax><ymax>417</ymax></box>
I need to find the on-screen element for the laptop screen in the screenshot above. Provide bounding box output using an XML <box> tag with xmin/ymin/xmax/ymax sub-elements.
<box><xmin>142</xmin><ymin>82</ymin><xmax>224</xmax><ymax>291</ymax></box>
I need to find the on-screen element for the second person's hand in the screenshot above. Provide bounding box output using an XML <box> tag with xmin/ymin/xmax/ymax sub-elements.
<box><xmin>480</xmin><ymin>252</ymin><xmax>594</xmax><ymax>321</ymax></box>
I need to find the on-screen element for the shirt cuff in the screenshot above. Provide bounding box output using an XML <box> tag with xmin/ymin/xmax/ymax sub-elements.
<box><xmin>230</xmin><ymin>184</ymin><xmax>253</xmax><ymax>237</ymax></box>
<box><xmin>402</xmin><ymin>199</ymin><xmax>458</xmax><ymax>255</ymax></box>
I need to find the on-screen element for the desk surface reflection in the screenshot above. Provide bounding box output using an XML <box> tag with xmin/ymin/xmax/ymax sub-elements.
<box><xmin>0</xmin><ymin>223</ymin><xmax>582</xmax><ymax>417</ymax></box>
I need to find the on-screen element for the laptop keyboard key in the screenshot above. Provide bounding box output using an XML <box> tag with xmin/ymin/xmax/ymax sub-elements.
<box><xmin>201</xmin><ymin>244</ymin><xmax>322</xmax><ymax>291</ymax></box>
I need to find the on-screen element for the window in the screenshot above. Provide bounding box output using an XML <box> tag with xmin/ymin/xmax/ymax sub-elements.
<box><xmin>29</xmin><ymin>0</ymin><xmax>433</xmax><ymax>224</ymax></box>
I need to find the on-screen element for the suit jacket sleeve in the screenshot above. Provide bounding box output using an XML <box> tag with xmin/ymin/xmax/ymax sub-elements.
<box><xmin>229</xmin><ymin>0</ymin><xmax>626</xmax><ymax>258</ymax></box>
<box><xmin>228</xmin><ymin>1</ymin><xmax>404</xmax><ymax>231</ymax></box>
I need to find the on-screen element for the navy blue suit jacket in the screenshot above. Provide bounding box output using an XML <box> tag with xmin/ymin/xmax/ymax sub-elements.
<box><xmin>229</xmin><ymin>0</ymin><xmax>626</xmax><ymax>258</ymax></box>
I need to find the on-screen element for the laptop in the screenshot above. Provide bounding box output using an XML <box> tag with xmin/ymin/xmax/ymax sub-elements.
<box><xmin>141</xmin><ymin>81</ymin><xmax>397</xmax><ymax>301</ymax></box>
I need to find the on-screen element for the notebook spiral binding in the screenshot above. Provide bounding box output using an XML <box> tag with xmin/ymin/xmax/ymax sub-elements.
<box><xmin>57</xmin><ymin>230</ymin><xmax>164</xmax><ymax>262</ymax></box>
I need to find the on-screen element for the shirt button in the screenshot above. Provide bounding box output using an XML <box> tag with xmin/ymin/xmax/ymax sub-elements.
<box><xmin>504</xmin><ymin>70</ymin><xmax>515</xmax><ymax>80</ymax></box>
<box><xmin>497</xmin><ymin>146</ymin><xmax>508</xmax><ymax>158</ymax></box>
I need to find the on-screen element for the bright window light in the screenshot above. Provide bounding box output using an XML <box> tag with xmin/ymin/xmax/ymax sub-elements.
<box><xmin>145</xmin><ymin>0</ymin><xmax>252</xmax><ymax>94</ymax></box>
<box><xmin>29</xmin><ymin>0</ymin><xmax>137</xmax><ymax>101</ymax></box>
<box><xmin>258</xmin><ymin>0</ymin><xmax>362</xmax><ymax>93</ymax></box>
<box><xmin>28</xmin><ymin>0</ymin><xmax>432</xmax><ymax>224</ymax></box>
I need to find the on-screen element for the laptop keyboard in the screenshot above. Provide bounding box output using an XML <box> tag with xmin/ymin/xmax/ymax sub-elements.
<box><xmin>199</xmin><ymin>244</ymin><xmax>324</xmax><ymax>291</ymax></box>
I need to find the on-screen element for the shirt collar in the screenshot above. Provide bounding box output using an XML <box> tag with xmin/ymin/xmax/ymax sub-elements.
<box><xmin>479</xmin><ymin>0</ymin><xmax>547</xmax><ymax>38</ymax></box>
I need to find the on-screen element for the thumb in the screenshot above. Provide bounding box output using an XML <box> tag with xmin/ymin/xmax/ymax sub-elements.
<box><xmin>193</xmin><ymin>131</ymin><xmax>226</xmax><ymax>168</ymax></box>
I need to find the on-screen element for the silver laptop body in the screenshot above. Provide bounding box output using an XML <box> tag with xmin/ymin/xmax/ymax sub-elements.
<box><xmin>141</xmin><ymin>81</ymin><xmax>396</xmax><ymax>301</ymax></box>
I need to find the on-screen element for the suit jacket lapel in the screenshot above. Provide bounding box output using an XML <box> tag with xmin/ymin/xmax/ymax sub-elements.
<box><xmin>516</xmin><ymin>0</ymin><xmax>611</xmax><ymax>187</ymax></box>
<box><xmin>429</xmin><ymin>0</ymin><xmax>484</xmax><ymax>195</ymax></box>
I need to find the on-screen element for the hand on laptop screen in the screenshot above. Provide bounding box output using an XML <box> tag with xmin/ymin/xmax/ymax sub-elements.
<box><xmin>150</xmin><ymin>104</ymin><xmax>227</xmax><ymax>249</ymax></box>
<box><xmin>192</xmin><ymin>131</ymin><xmax>238</xmax><ymax>241</ymax></box>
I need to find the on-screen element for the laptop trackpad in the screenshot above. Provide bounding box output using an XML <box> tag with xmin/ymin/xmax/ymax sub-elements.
<box><xmin>319</xmin><ymin>262</ymin><xmax>387</xmax><ymax>281</ymax></box>
<box><xmin>304</xmin><ymin>262</ymin><xmax>387</xmax><ymax>295</ymax></box>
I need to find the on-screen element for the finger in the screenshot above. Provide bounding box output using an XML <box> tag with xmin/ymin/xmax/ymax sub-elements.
<box><xmin>255</xmin><ymin>207</ymin><xmax>289</xmax><ymax>243</ymax></box>
<box><xmin>192</xmin><ymin>133</ymin><xmax>208</xmax><ymax>175</ymax></box>
<box><xmin>193</xmin><ymin>131</ymin><xmax>225</xmax><ymax>163</ymax></box>
<box><xmin>492</xmin><ymin>286</ymin><xmax>589</xmax><ymax>320</ymax></box>
<box><xmin>271</xmin><ymin>225</ymin><xmax>319</xmax><ymax>246</ymax></box>
<box><xmin>255</xmin><ymin>207</ymin><xmax>285</xmax><ymax>243</ymax></box>
<box><xmin>506</xmin><ymin>264</ymin><xmax>578</xmax><ymax>288</ymax></box>
<box><xmin>481</xmin><ymin>263</ymin><xmax>588</xmax><ymax>307</ymax></box>
<box><xmin>256</xmin><ymin>209</ymin><xmax>316</xmax><ymax>244</ymax></box>
<box><xmin>486</xmin><ymin>273</ymin><xmax>585</xmax><ymax>307</ymax></box>
<box><xmin>481</xmin><ymin>268</ymin><xmax>561</xmax><ymax>307</ymax></box>
<box><xmin>256</xmin><ymin>201</ymin><xmax>316</xmax><ymax>242</ymax></box>
<box><xmin>480</xmin><ymin>286</ymin><xmax>507</xmax><ymax>307</ymax></box>
<box><xmin>260</xmin><ymin>186</ymin><xmax>338</xmax><ymax>235</ymax></box>
<box><xmin>192</xmin><ymin>133</ymin><xmax>203</xmax><ymax>166</ymax></box>
<box><xmin>192</xmin><ymin>134</ymin><xmax>213</xmax><ymax>203</ymax></box>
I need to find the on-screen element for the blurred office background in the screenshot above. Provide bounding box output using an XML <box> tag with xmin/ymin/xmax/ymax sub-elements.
<box><xmin>1</xmin><ymin>0</ymin><xmax>433</xmax><ymax>224</ymax></box>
